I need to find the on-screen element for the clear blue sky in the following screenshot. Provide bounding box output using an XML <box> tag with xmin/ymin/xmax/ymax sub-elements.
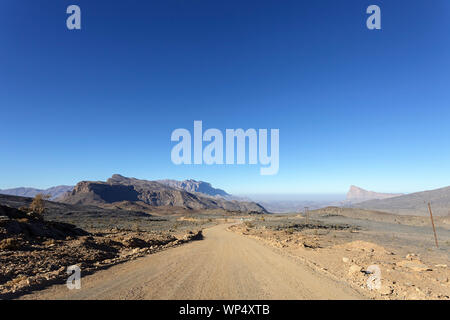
<box><xmin>1</xmin><ymin>0</ymin><xmax>450</xmax><ymax>195</ymax></box>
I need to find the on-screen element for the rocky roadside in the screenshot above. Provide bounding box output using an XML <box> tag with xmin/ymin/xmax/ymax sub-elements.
<box><xmin>0</xmin><ymin>204</ymin><xmax>202</xmax><ymax>299</ymax></box>
<box><xmin>229</xmin><ymin>222</ymin><xmax>449</xmax><ymax>300</ymax></box>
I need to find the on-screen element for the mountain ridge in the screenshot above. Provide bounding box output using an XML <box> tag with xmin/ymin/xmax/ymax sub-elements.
<box><xmin>157</xmin><ymin>179</ymin><xmax>230</xmax><ymax>198</ymax></box>
<box><xmin>0</xmin><ymin>185</ymin><xmax>74</xmax><ymax>200</ymax></box>
<box><xmin>354</xmin><ymin>185</ymin><xmax>450</xmax><ymax>216</ymax></box>
<box><xmin>59</xmin><ymin>174</ymin><xmax>267</xmax><ymax>214</ymax></box>
<box><xmin>346</xmin><ymin>185</ymin><xmax>403</xmax><ymax>203</ymax></box>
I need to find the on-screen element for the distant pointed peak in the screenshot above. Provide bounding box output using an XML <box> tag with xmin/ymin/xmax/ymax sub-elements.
<box><xmin>347</xmin><ymin>185</ymin><xmax>402</xmax><ymax>203</ymax></box>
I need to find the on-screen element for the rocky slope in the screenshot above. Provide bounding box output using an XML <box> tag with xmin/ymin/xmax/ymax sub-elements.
<box><xmin>346</xmin><ymin>185</ymin><xmax>403</xmax><ymax>203</ymax></box>
<box><xmin>0</xmin><ymin>203</ymin><xmax>204</xmax><ymax>298</ymax></box>
<box><xmin>0</xmin><ymin>204</ymin><xmax>88</xmax><ymax>245</ymax></box>
<box><xmin>0</xmin><ymin>193</ymin><xmax>150</xmax><ymax>223</ymax></box>
<box><xmin>229</xmin><ymin>216</ymin><xmax>450</xmax><ymax>300</ymax></box>
<box><xmin>313</xmin><ymin>207</ymin><xmax>450</xmax><ymax>228</ymax></box>
<box><xmin>60</xmin><ymin>175</ymin><xmax>267</xmax><ymax>214</ymax></box>
<box><xmin>354</xmin><ymin>185</ymin><xmax>450</xmax><ymax>216</ymax></box>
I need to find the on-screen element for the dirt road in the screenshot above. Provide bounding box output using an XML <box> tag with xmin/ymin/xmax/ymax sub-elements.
<box><xmin>20</xmin><ymin>224</ymin><xmax>365</xmax><ymax>300</ymax></box>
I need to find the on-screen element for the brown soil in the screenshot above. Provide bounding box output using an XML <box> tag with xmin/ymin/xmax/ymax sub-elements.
<box><xmin>229</xmin><ymin>216</ymin><xmax>449</xmax><ymax>300</ymax></box>
<box><xmin>0</xmin><ymin>204</ymin><xmax>203</xmax><ymax>299</ymax></box>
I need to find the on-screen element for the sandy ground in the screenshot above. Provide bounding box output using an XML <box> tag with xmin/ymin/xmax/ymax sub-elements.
<box><xmin>229</xmin><ymin>215</ymin><xmax>450</xmax><ymax>300</ymax></box>
<box><xmin>19</xmin><ymin>224</ymin><xmax>364</xmax><ymax>300</ymax></box>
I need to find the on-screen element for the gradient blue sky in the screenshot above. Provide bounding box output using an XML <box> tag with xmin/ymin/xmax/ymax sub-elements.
<box><xmin>1</xmin><ymin>0</ymin><xmax>450</xmax><ymax>195</ymax></box>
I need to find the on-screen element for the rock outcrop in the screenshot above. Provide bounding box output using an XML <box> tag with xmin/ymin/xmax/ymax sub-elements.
<box><xmin>157</xmin><ymin>179</ymin><xmax>230</xmax><ymax>197</ymax></box>
<box><xmin>60</xmin><ymin>175</ymin><xmax>268</xmax><ymax>214</ymax></box>
<box><xmin>0</xmin><ymin>205</ymin><xmax>88</xmax><ymax>244</ymax></box>
<box><xmin>354</xmin><ymin>185</ymin><xmax>450</xmax><ymax>216</ymax></box>
<box><xmin>346</xmin><ymin>185</ymin><xmax>402</xmax><ymax>204</ymax></box>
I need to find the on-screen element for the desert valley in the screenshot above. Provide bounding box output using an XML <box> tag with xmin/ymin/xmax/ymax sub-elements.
<box><xmin>0</xmin><ymin>175</ymin><xmax>448</xmax><ymax>300</ymax></box>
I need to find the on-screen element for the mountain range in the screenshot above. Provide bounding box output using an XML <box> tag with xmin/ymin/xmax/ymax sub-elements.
<box><xmin>0</xmin><ymin>178</ymin><xmax>232</xmax><ymax>200</ymax></box>
<box><xmin>0</xmin><ymin>185</ymin><xmax>73</xmax><ymax>200</ymax></box>
<box><xmin>3</xmin><ymin>179</ymin><xmax>450</xmax><ymax>216</ymax></box>
<box><xmin>253</xmin><ymin>186</ymin><xmax>405</xmax><ymax>213</ymax></box>
<box><xmin>58</xmin><ymin>174</ymin><xmax>267</xmax><ymax>214</ymax></box>
<box><xmin>354</xmin><ymin>185</ymin><xmax>450</xmax><ymax>216</ymax></box>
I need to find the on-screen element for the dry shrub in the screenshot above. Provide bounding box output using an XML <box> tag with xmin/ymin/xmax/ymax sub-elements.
<box><xmin>244</xmin><ymin>221</ymin><xmax>254</xmax><ymax>228</ymax></box>
<box><xmin>29</xmin><ymin>193</ymin><xmax>50</xmax><ymax>216</ymax></box>
<box><xmin>0</xmin><ymin>238</ymin><xmax>21</xmax><ymax>250</ymax></box>
<box><xmin>285</xmin><ymin>227</ymin><xmax>295</xmax><ymax>235</ymax></box>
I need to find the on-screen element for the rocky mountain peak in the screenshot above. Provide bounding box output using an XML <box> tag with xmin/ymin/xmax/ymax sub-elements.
<box><xmin>346</xmin><ymin>185</ymin><xmax>403</xmax><ymax>203</ymax></box>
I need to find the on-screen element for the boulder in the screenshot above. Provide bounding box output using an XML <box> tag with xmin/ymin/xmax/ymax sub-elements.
<box><xmin>348</xmin><ymin>264</ymin><xmax>362</xmax><ymax>275</ymax></box>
